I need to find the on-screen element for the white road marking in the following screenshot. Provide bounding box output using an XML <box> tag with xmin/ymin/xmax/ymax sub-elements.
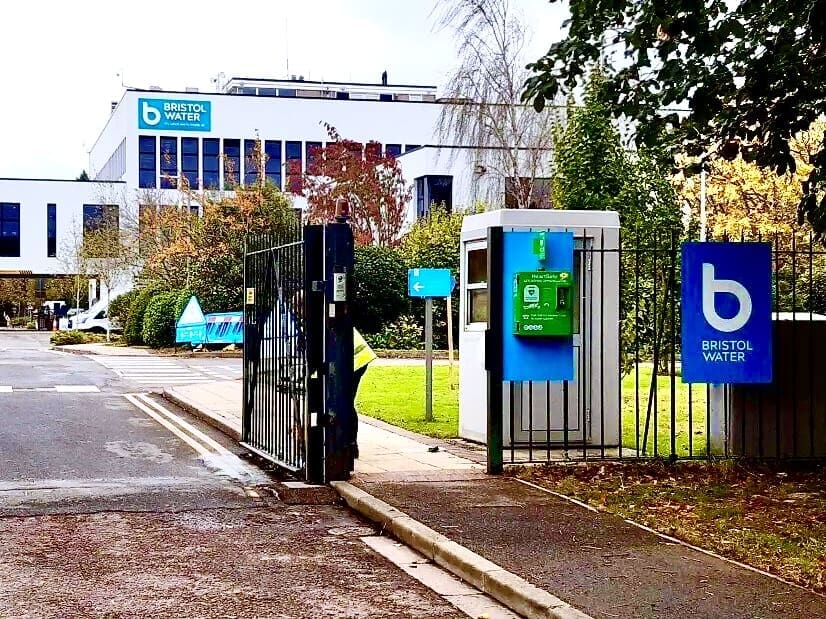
<box><xmin>93</xmin><ymin>356</ymin><xmax>215</xmax><ymax>385</ymax></box>
<box><xmin>124</xmin><ymin>393</ymin><xmax>267</xmax><ymax>483</ymax></box>
<box><xmin>0</xmin><ymin>385</ymin><xmax>99</xmax><ymax>393</ymax></box>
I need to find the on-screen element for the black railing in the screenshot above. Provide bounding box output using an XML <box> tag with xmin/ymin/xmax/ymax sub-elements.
<box><xmin>492</xmin><ymin>228</ymin><xmax>826</xmax><ymax>466</ymax></box>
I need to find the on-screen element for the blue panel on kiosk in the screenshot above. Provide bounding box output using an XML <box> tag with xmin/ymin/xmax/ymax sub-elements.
<box><xmin>681</xmin><ymin>242</ymin><xmax>772</xmax><ymax>383</ymax></box>
<box><xmin>502</xmin><ymin>231</ymin><xmax>574</xmax><ymax>382</ymax></box>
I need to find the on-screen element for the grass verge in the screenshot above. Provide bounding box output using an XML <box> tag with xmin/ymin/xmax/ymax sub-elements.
<box><xmin>357</xmin><ymin>364</ymin><xmax>459</xmax><ymax>438</ymax></box>
<box><xmin>515</xmin><ymin>461</ymin><xmax>826</xmax><ymax>593</ymax></box>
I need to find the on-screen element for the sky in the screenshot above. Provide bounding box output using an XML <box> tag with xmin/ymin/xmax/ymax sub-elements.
<box><xmin>0</xmin><ymin>0</ymin><xmax>567</xmax><ymax>180</ymax></box>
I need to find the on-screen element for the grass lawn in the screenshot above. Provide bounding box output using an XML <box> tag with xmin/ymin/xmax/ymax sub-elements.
<box><xmin>621</xmin><ymin>365</ymin><xmax>708</xmax><ymax>458</ymax></box>
<box><xmin>357</xmin><ymin>365</ymin><xmax>459</xmax><ymax>438</ymax></box>
<box><xmin>358</xmin><ymin>362</ymin><xmax>709</xmax><ymax>453</ymax></box>
<box><xmin>515</xmin><ymin>461</ymin><xmax>826</xmax><ymax>593</ymax></box>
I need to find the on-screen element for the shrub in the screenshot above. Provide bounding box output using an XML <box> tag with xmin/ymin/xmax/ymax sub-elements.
<box><xmin>124</xmin><ymin>285</ymin><xmax>163</xmax><ymax>345</ymax></box>
<box><xmin>25</xmin><ymin>322</ymin><xmax>36</xmax><ymax>330</ymax></box>
<box><xmin>363</xmin><ymin>315</ymin><xmax>423</xmax><ymax>350</ymax></box>
<box><xmin>108</xmin><ymin>289</ymin><xmax>138</xmax><ymax>330</ymax></box>
<box><xmin>141</xmin><ymin>292</ymin><xmax>179</xmax><ymax>348</ymax></box>
<box><xmin>50</xmin><ymin>330</ymin><xmax>87</xmax><ymax>345</ymax></box>
<box><xmin>352</xmin><ymin>245</ymin><xmax>409</xmax><ymax>334</ymax></box>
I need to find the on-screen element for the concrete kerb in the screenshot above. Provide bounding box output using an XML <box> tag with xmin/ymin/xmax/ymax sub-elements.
<box><xmin>331</xmin><ymin>480</ymin><xmax>592</xmax><ymax>619</ymax></box>
<box><xmin>161</xmin><ymin>388</ymin><xmax>242</xmax><ymax>442</ymax></box>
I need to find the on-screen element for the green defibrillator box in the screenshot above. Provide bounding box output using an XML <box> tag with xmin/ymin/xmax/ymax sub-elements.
<box><xmin>513</xmin><ymin>270</ymin><xmax>573</xmax><ymax>337</ymax></box>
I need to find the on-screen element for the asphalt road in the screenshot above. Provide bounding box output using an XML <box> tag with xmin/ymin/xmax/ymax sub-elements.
<box><xmin>0</xmin><ymin>331</ymin><xmax>468</xmax><ymax>617</ymax></box>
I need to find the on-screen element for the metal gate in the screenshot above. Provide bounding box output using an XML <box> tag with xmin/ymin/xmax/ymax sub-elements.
<box><xmin>242</xmin><ymin>221</ymin><xmax>354</xmax><ymax>483</ymax></box>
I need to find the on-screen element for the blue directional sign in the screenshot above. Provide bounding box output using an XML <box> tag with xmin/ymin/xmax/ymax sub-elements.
<box><xmin>176</xmin><ymin>296</ymin><xmax>207</xmax><ymax>345</ymax></box>
<box><xmin>408</xmin><ymin>268</ymin><xmax>455</xmax><ymax>298</ymax></box>
<box><xmin>681</xmin><ymin>242</ymin><xmax>772</xmax><ymax>383</ymax></box>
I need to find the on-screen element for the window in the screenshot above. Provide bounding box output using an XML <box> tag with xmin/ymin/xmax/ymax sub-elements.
<box><xmin>265</xmin><ymin>140</ymin><xmax>282</xmax><ymax>188</ymax></box>
<box><xmin>138</xmin><ymin>135</ymin><xmax>156</xmax><ymax>188</ymax></box>
<box><xmin>415</xmin><ymin>175</ymin><xmax>453</xmax><ymax>217</ymax></box>
<box><xmin>259</xmin><ymin>88</ymin><xmax>277</xmax><ymax>97</ymax></box>
<box><xmin>336</xmin><ymin>91</ymin><xmax>350</xmax><ymax>100</ymax></box>
<box><xmin>305</xmin><ymin>141</ymin><xmax>322</xmax><ymax>172</ymax></box>
<box><xmin>385</xmin><ymin>144</ymin><xmax>402</xmax><ymax>158</ymax></box>
<box><xmin>0</xmin><ymin>203</ymin><xmax>20</xmax><ymax>257</ymax></box>
<box><xmin>160</xmin><ymin>136</ymin><xmax>178</xmax><ymax>188</ymax></box>
<box><xmin>278</xmin><ymin>88</ymin><xmax>296</xmax><ymax>97</ymax></box>
<box><xmin>202</xmin><ymin>138</ymin><xmax>220</xmax><ymax>188</ymax></box>
<box><xmin>181</xmin><ymin>138</ymin><xmax>199</xmax><ymax>189</ymax></box>
<box><xmin>286</xmin><ymin>141</ymin><xmax>302</xmax><ymax>194</ymax></box>
<box><xmin>244</xmin><ymin>139</ymin><xmax>260</xmax><ymax>185</ymax></box>
<box><xmin>223</xmin><ymin>139</ymin><xmax>240</xmax><ymax>188</ymax></box>
<box><xmin>82</xmin><ymin>204</ymin><xmax>119</xmax><ymax>256</ymax></box>
<box><xmin>466</xmin><ymin>246</ymin><xmax>488</xmax><ymax>324</ymax></box>
<box><xmin>405</xmin><ymin>144</ymin><xmax>421</xmax><ymax>152</ymax></box>
<box><xmin>505</xmin><ymin>177</ymin><xmax>552</xmax><ymax>209</ymax></box>
<box><xmin>365</xmin><ymin>142</ymin><xmax>382</xmax><ymax>163</ymax></box>
<box><xmin>47</xmin><ymin>203</ymin><xmax>56</xmax><ymax>257</ymax></box>
<box><xmin>379</xmin><ymin>94</ymin><xmax>393</xmax><ymax>102</ymax></box>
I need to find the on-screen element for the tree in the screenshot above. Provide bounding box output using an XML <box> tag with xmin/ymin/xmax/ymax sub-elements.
<box><xmin>301</xmin><ymin>124</ymin><xmax>411</xmax><ymax>247</ymax></box>
<box><xmin>76</xmin><ymin>170</ymin><xmax>90</xmax><ymax>182</ymax></box>
<box><xmin>137</xmin><ymin>157</ymin><xmax>296</xmax><ymax>312</ymax></box>
<box><xmin>552</xmin><ymin>69</ymin><xmax>682</xmax><ymax>383</ymax></box>
<box><xmin>678</xmin><ymin>121</ymin><xmax>825</xmax><ymax>238</ymax></box>
<box><xmin>523</xmin><ymin>0</ymin><xmax>826</xmax><ymax>233</ymax></box>
<box><xmin>436</xmin><ymin>0</ymin><xmax>557</xmax><ymax>209</ymax></box>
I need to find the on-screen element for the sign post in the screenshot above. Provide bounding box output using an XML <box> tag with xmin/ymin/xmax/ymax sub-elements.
<box><xmin>408</xmin><ymin>268</ymin><xmax>455</xmax><ymax>423</ymax></box>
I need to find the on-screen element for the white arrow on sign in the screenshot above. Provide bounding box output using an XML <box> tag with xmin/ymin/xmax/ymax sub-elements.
<box><xmin>412</xmin><ymin>282</ymin><xmax>425</xmax><ymax>292</ymax></box>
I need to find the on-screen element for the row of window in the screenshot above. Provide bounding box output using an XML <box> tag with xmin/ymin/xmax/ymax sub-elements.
<box><xmin>137</xmin><ymin>136</ymin><xmax>421</xmax><ymax>190</ymax></box>
<box><xmin>0</xmin><ymin>203</ymin><xmax>113</xmax><ymax>258</ymax></box>
<box><xmin>225</xmin><ymin>85</ymin><xmax>437</xmax><ymax>103</ymax></box>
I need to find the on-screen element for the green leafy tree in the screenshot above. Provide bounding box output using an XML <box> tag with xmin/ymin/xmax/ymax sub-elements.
<box><xmin>552</xmin><ymin>70</ymin><xmax>683</xmax><ymax>378</ymax></box>
<box><xmin>524</xmin><ymin>0</ymin><xmax>826</xmax><ymax>234</ymax></box>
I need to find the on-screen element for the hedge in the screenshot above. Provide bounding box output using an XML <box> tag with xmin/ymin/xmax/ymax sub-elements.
<box><xmin>141</xmin><ymin>291</ymin><xmax>179</xmax><ymax>348</ymax></box>
<box><xmin>108</xmin><ymin>289</ymin><xmax>139</xmax><ymax>331</ymax></box>
<box><xmin>124</xmin><ymin>285</ymin><xmax>163</xmax><ymax>345</ymax></box>
<box><xmin>352</xmin><ymin>245</ymin><xmax>408</xmax><ymax>334</ymax></box>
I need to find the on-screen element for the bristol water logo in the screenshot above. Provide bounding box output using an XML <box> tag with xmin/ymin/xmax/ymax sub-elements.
<box><xmin>141</xmin><ymin>100</ymin><xmax>162</xmax><ymax>127</ymax></box>
<box><xmin>137</xmin><ymin>98</ymin><xmax>211</xmax><ymax>132</ymax></box>
<box><xmin>701</xmin><ymin>263</ymin><xmax>752</xmax><ymax>332</ymax></box>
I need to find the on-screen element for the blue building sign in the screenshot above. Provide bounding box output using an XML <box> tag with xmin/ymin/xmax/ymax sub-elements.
<box><xmin>681</xmin><ymin>242</ymin><xmax>772</xmax><ymax>383</ymax></box>
<box><xmin>408</xmin><ymin>268</ymin><xmax>455</xmax><ymax>298</ymax></box>
<box><xmin>138</xmin><ymin>98</ymin><xmax>211</xmax><ymax>132</ymax></box>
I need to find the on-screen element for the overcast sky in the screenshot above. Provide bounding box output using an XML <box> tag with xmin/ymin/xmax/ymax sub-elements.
<box><xmin>0</xmin><ymin>0</ymin><xmax>566</xmax><ymax>179</ymax></box>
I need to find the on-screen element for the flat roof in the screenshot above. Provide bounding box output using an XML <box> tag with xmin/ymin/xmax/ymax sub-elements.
<box><xmin>226</xmin><ymin>76</ymin><xmax>438</xmax><ymax>90</ymax></box>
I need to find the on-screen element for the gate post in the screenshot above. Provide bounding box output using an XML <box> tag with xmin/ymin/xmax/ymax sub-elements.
<box><xmin>304</xmin><ymin>225</ymin><xmax>325</xmax><ymax>484</ymax></box>
<box><xmin>323</xmin><ymin>219</ymin><xmax>355</xmax><ymax>482</ymax></box>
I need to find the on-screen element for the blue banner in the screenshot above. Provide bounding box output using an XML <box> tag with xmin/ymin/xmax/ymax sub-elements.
<box><xmin>138</xmin><ymin>98</ymin><xmax>211</xmax><ymax>132</ymax></box>
<box><xmin>681</xmin><ymin>242</ymin><xmax>772</xmax><ymax>383</ymax></box>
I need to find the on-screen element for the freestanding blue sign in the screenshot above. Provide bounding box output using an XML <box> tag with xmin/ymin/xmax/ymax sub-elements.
<box><xmin>138</xmin><ymin>98</ymin><xmax>212</xmax><ymax>132</ymax></box>
<box><xmin>681</xmin><ymin>242</ymin><xmax>772</xmax><ymax>383</ymax></box>
<box><xmin>408</xmin><ymin>268</ymin><xmax>455</xmax><ymax>298</ymax></box>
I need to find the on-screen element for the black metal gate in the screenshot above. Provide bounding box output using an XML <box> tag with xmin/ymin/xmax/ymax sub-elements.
<box><xmin>242</xmin><ymin>221</ymin><xmax>354</xmax><ymax>483</ymax></box>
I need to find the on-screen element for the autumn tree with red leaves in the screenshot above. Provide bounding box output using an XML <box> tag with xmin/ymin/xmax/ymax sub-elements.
<box><xmin>300</xmin><ymin>124</ymin><xmax>412</xmax><ymax>247</ymax></box>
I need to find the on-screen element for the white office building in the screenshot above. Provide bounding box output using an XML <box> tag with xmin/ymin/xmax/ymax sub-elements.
<box><xmin>0</xmin><ymin>75</ymin><xmax>551</xmax><ymax>286</ymax></box>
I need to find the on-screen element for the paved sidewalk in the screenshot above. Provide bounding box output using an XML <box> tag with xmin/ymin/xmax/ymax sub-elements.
<box><xmin>162</xmin><ymin>379</ymin><xmax>826</xmax><ymax>619</ymax></box>
<box><xmin>58</xmin><ymin>343</ymin><xmax>150</xmax><ymax>356</ymax></box>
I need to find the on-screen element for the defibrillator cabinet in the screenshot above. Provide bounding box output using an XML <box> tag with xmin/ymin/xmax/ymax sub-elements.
<box><xmin>513</xmin><ymin>270</ymin><xmax>574</xmax><ymax>337</ymax></box>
